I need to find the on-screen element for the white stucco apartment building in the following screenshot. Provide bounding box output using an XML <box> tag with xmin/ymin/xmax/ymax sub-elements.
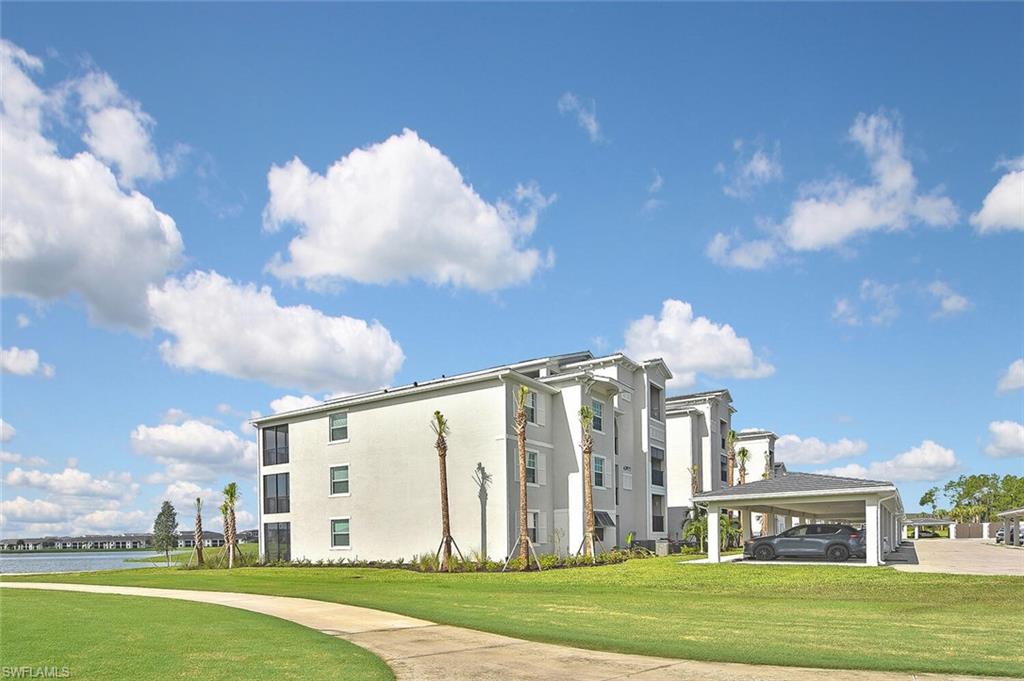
<box><xmin>251</xmin><ymin>351</ymin><xmax>674</xmax><ymax>562</ymax></box>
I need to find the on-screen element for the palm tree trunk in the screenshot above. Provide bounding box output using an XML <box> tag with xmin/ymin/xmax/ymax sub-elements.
<box><xmin>582</xmin><ymin>439</ymin><xmax>595</xmax><ymax>560</ymax></box>
<box><xmin>227</xmin><ymin>507</ymin><xmax>236</xmax><ymax>569</ymax></box>
<box><xmin>438</xmin><ymin>449</ymin><xmax>453</xmax><ymax>571</ymax></box>
<box><xmin>515</xmin><ymin>401</ymin><xmax>530</xmax><ymax>567</ymax></box>
<box><xmin>195</xmin><ymin>501</ymin><xmax>205</xmax><ymax>567</ymax></box>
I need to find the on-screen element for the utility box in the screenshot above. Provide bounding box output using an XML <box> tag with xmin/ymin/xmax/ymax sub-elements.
<box><xmin>655</xmin><ymin>539</ymin><xmax>670</xmax><ymax>557</ymax></box>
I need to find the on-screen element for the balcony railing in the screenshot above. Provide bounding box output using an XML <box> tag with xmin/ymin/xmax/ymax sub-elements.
<box><xmin>652</xmin><ymin>515</ymin><xmax>665</xmax><ymax>533</ymax></box>
<box><xmin>651</xmin><ymin>468</ymin><xmax>665</xmax><ymax>487</ymax></box>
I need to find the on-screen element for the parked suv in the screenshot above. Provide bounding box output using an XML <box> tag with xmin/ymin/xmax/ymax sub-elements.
<box><xmin>745</xmin><ymin>524</ymin><xmax>866</xmax><ymax>562</ymax></box>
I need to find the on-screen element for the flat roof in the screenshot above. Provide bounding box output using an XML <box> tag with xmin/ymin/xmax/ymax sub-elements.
<box><xmin>906</xmin><ymin>517</ymin><xmax>955</xmax><ymax>526</ymax></box>
<box><xmin>997</xmin><ymin>507</ymin><xmax>1024</xmax><ymax>518</ymax></box>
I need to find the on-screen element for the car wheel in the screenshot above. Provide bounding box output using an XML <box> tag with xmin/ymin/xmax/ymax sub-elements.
<box><xmin>753</xmin><ymin>545</ymin><xmax>775</xmax><ymax>561</ymax></box>
<box><xmin>826</xmin><ymin>545</ymin><xmax>850</xmax><ymax>562</ymax></box>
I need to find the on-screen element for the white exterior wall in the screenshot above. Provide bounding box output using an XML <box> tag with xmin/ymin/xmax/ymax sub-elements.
<box><xmin>258</xmin><ymin>380</ymin><xmax>509</xmax><ymax>562</ymax></box>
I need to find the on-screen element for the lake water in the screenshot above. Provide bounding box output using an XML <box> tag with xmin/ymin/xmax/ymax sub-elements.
<box><xmin>0</xmin><ymin>551</ymin><xmax>169</xmax><ymax>574</ymax></box>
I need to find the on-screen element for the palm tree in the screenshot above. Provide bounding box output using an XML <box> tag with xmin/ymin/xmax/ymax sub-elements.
<box><xmin>726</xmin><ymin>430</ymin><xmax>737</xmax><ymax>488</ymax></box>
<box><xmin>736</xmin><ymin>448</ymin><xmax>750</xmax><ymax>538</ymax></box>
<box><xmin>222</xmin><ymin>482</ymin><xmax>238</xmax><ymax>569</ymax></box>
<box><xmin>689</xmin><ymin>464</ymin><xmax>699</xmax><ymax>498</ymax></box>
<box><xmin>194</xmin><ymin>497</ymin><xmax>205</xmax><ymax>567</ymax></box>
<box><xmin>514</xmin><ymin>386</ymin><xmax>531</xmax><ymax>567</ymax></box>
<box><xmin>579</xmin><ymin>404</ymin><xmax>596</xmax><ymax>561</ymax></box>
<box><xmin>430</xmin><ymin>410</ymin><xmax>454</xmax><ymax>572</ymax></box>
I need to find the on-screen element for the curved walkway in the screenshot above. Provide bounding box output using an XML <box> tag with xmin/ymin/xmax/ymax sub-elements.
<box><xmin>0</xmin><ymin>582</ymin><xmax>998</xmax><ymax>681</ymax></box>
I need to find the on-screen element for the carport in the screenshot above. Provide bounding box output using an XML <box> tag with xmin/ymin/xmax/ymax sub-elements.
<box><xmin>906</xmin><ymin>517</ymin><xmax>956</xmax><ymax>539</ymax></box>
<box><xmin>996</xmin><ymin>507</ymin><xmax>1024</xmax><ymax>547</ymax></box>
<box><xmin>693</xmin><ymin>472</ymin><xmax>905</xmax><ymax>566</ymax></box>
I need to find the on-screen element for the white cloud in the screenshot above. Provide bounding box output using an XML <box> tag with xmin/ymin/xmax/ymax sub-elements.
<box><xmin>623</xmin><ymin>299</ymin><xmax>775</xmax><ymax>388</ymax></box>
<box><xmin>161</xmin><ymin>481</ymin><xmax>223</xmax><ymax>510</ymax></box>
<box><xmin>16</xmin><ymin>313</ymin><xmax>30</xmax><ymax>328</ymax></box>
<box><xmin>4</xmin><ymin>465</ymin><xmax>138</xmax><ymax>499</ymax></box>
<box><xmin>706</xmin><ymin>232</ymin><xmax>780</xmax><ymax>270</ymax></box>
<box><xmin>1</xmin><ymin>346</ymin><xmax>55</xmax><ymax>378</ymax></box>
<box><xmin>148</xmin><ymin>270</ymin><xmax>404</xmax><ymax>394</ymax></box>
<box><xmin>0</xmin><ymin>496</ymin><xmax>66</xmax><ymax>525</ymax></box>
<box><xmin>73</xmin><ymin>508</ymin><xmax>149</xmax><ymax>534</ymax></box>
<box><xmin>718</xmin><ymin>138</ymin><xmax>783</xmax><ymax>199</ymax></box>
<box><xmin>262</xmin><ymin>129</ymin><xmax>554</xmax><ymax>292</ymax></box>
<box><xmin>557</xmin><ymin>92</ymin><xmax>602</xmax><ymax>143</ymax></box>
<box><xmin>270</xmin><ymin>395</ymin><xmax>320</xmax><ymax>414</ymax></box>
<box><xmin>926</xmin><ymin>281</ymin><xmax>970</xmax><ymax>317</ymax></box>
<box><xmin>984</xmin><ymin>420</ymin><xmax>1024</xmax><ymax>459</ymax></box>
<box><xmin>706</xmin><ymin>111</ymin><xmax>957</xmax><ymax>270</ymax></box>
<box><xmin>832</xmin><ymin>279</ymin><xmax>899</xmax><ymax>326</ymax></box>
<box><xmin>161</xmin><ymin>408</ymin><xmax>190</xmax><ymax>424</ymax></box>
<box><xmin>0</xmin><ymin>419</ymin><xmax>15</xmax><ymax>443</ymax></box>
<box><xmin>642</xmin><ymin>169</ymin><xmax>665</xmax><ymax>213</ymax></box>
<box><xmin>970</xmin><ymin>157</ymin><xmax>1024</xmax><ymax>233</ymax></box>
<box><xmin>0</xmin><ymin>40</ymin><xmax>183</xmax><ymax>330</ymax></box>
<box><xmin>0</xmin><ymin>451</ymin><xmax>50</xmax><ymax>467</ymax></box>
<box><xmin>997</xmin><ymin>359</ymin><xmax>1024</xmax><ymax>394</ymax></box>
<box><xmin>775</xmin><ymin>434</ymin><xmax>868</xmax><ymax>465</ymax></box>
<box><xmin>817</xmin><ymin>440</ymin><xmax>958</xmax><ymax>482</ymax></box>
<box><xmin>130</xmin><ymin>418</ymin><xmax>257</xmax><ymax>482</ymax></box>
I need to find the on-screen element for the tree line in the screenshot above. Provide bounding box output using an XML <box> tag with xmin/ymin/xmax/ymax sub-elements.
<box><xmin>918</xmin><ymin>474</ymin><xmax>1024</xmax><ymax>523</ymax></box>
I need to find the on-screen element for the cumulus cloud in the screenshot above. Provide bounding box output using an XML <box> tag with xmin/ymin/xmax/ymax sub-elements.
<box><xmin>816</xmin><ymin>440</ymin><xmax>958</xmax><ymax>482</ymax></box>
<box><xmin>832</xmin><ymin>280</ymin><xmax>899</xmax><ymax>327</ymax></box>
<box><xmin>926</xmin><ymin>281</ymin><xmax>970</xmax><ymax>317</ymax></box>
<box><xmin>161</xmin><ymin>480</ymin><xmax>223</xmax><ymax>509</ymax></box>
<box><xmin>263</xmin><ymin>129</ymin><xmax>554</xmax><ymax>292</ymax></box>
<box><xmin>557</xmin><ymin>92</ymin><xmax>602</xmax><ymax>143</ymax></box>
<box><xmin>0</xmin><ymin>451</ymin><xmax>50</xmax><ymax>467</ymax></box>
<box><xmin>706</xmin><ymin>110</ymin><xmax>957</xmax><ymax>270</ymax></box>
<box><xmin>970</xmin><ymin>157</ymin><xmax>1024</xmax><ymax>233</ymax></box>
<box><xmin>623</xmin><ymin>299</ymin><xmax>775</xmax><ymax>388</ymax></box>
<box><xmin>0</xmin><ymin>419</ymin><xmax>15</xmax><ymax>443</ymax></box>
<box><xmin>706</xmin><ymin>232</ymin><xmax>780</xmax><ymax>270</ymax></box>
<box><xmin>130</xmin><ymin>418</ymin><xmax>258</xmax><ymax>483</ymax></box>
<box><xmin>1</xmin><ymin>346</ymin><xmax>55</xmax><ymax>377</ymax></box>
<box><xmin>0</xmin><ymin>40</ymin><xmax>183</xmax><ymax>330</ymax></box>
<box><xmin>16</xmin><ymin>313</ymin><xmax>30</xmax><ymax>328</ymax></box>
<box><xmin>148</xmin><ymin>270</ymin><xmax>404</xmax><ymax>394</ymax></box>
<box><xmin>4</xmin><ymin>465</ymin><xmax>138</xmax><ymax>500</ymax></box>
<box><xmin>775</xmin><ymin>434</ymin><xmax>868</xmax><ymax>465</ymax></box>
<box><xmin>270</xmin><ymin>395</ymin><xmax>321</xmax><ymax>414</ymax></box>
<box><xmin>0</xmin><ymin>496</ymin><xmax>66</xmax><ymax>525</ymax></box>
<box><xmin>997</xmin><ymin>359</ymin><xmax>1024</xmax><ymax>394</ymax></box>
<box><xmin>984</xmin><ymin>420</ymin><xmax>1024</xmax><ymax>459</ymax></box>
<box><xmin>717</xmin><ymin>138</ymin><xmax>783</xmax><ymax>199</ymax></box>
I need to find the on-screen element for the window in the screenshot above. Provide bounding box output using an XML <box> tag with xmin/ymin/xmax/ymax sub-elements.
<box><xmin>330</xmin><ymin>465</ymin><xmax>349</xmax><ymax>495</ymax></box>
<box><xmin>783</xmin><ymin>526</ymin><xmax>809</xmax><ymax>537</ymax></box>
<box><xmin>527</xmin><ymin>511</ymin><xmax>538</xmax><ymax>543</ymax></box>
<box><xmin>593</xmin><ymin>455</ymin><xmax>606</xmax><ymax>487</ymax></box>
<box><xmin>263</xmin><ymin>473</ymin><xmax>290</xmax><ymax>514</ymax></box>
<box><xmin>649</xmin><ymin>384</ymin><xmax>663</xmax><ymax>420</ymax></box>
<box><xmin>720</xmin><ymin>456</ymin><xmax>728</xmax><ymax>483</ymax></box>
<box><xmin>264</xmin><ymin>522</ymin><xmax>290</xmax><ymax>562</ymax></box>
<box><xmin>526</xmin><ymin>450</ymin><xmax>538</xmax><ymax>484</ymax></box>
<box><xmin>331</xmin><ymin>518</ymin><xmax>350</xmax><ymax>548</ymax></box>
<box><xmin>594</xmin><ymin>527</ymin><xmax>605</xmax><ymax>542</ymax></box>
<box><xmin>329</xmin><ymin>413</ymin><xmax>348</xmax><ymax>442</ymax></box>
<box><xmin>720</xmin><ymin>420</ymin><xmax>728</xmax><ymax>450</ymax></box>
<box><xmin>525</xmin><ymin>391</ymin><xmax>537</xmax><ymax>424</ymax></box>
<box><xmin>592</xmin><ymin>399</ymin><xmax>604</xmax><ymax>432</ymax></box>
<box><xmin>262</xmin><ymin>425</ymin><xmax>289</xmax><ymax>465</ymax></box>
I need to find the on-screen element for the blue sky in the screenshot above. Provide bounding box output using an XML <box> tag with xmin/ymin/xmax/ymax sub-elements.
<box><xmin>1</xmin><ymin>3</ymin><xmax>1021</xmax><ymax>536</ymax></box>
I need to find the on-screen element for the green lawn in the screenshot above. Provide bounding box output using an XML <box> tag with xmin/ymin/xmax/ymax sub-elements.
<box><xmin>126</xmin><ymin>543</ymin><xmax>260</xmax><ymax>565</ymax></box>
<box><xmin>5</xmin><ymin>558</ymin><xmax>1022</xmax><ymax>677</ymax></box>
<box><xmin>0</xmin><ymin>588</ymin><xmax>392</xmax><ymax>681</ymax></box>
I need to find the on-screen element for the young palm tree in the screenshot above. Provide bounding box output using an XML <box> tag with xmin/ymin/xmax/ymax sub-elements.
<box><xmin>514</xmin><ymin>386</ymin><xmax>531</xmax><ymax>567</ymax></box>
<box><xmin>194</xmin><ymin>497</ymin><xmax>205</xmax><ymax>567</ymax></box>
<box><xmin>689</xmin><ymin>464</ymin><xmax>699</xmax><ymax>498</ymax></box>
<box><xmin>579</xmin><ymin>404</ymin><xmax>596</xmax><ymax>561</ymax></box>
<box><xmin>736</xmin><ymin>447</ymin><xmax>750</xmax><ymax>485</ymax></box>
<box><xmin>222</xmin><ymin>482</ymin><xmax>238</xmax><ymax>569</ymax></box>
<box><xmin>430</xmin><ymin>411</ymin><xmax>454</xmax><ymax>572</ymax></box>
<box><xmin>726</xmin><ymin>430</ymin><xmax>737</xmax><ymax>487</ymax></box>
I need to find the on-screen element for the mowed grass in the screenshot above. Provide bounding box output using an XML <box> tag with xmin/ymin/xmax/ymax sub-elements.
<box><xmin>6</xmin><ymin>557</ymin><xmax>1023</xmax><ymax>677</ymax></box>
<box><xmin>126</xmin><ymin>543</ymin><xmax>260</xmax><ymax>565</ymax></box>
<box><xmin>0</xmin><ymin>589</ymin><xmax>392</xmax><ymax>681</ymax></box>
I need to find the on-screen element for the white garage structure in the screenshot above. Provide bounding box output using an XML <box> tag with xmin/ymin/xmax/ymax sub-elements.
<box><xmin>997</xmin><ymin>507</ymin><xmax>1024</xmax><ymax>547</ymax></box>
<box><xmin>693</xmin><ymin>472</ymin><xmax>905</xmax><ymax>566</ymax></box>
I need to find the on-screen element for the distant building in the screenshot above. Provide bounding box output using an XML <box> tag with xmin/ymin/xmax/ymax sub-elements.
<box><xmin>0</xmin><ymin>530</ymin><xmax>224</xmax><ymax>551</ymax></box>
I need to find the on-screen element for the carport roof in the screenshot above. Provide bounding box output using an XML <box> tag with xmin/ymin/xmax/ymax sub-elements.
<box><xmin>906</xmin><ymin>517</ymin><xmax>955</xmax><ymax>526</ymax></box>
<box><xmin>692</xmin><ymin>472</ymin><xmax>895</xmax><ymax>501</ymax></box>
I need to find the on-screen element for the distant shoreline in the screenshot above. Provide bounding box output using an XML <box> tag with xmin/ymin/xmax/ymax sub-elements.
<box><xmin>0</xmin><ymin>548</ymin><xmax>162</xmax><ymax>556</ymax></box>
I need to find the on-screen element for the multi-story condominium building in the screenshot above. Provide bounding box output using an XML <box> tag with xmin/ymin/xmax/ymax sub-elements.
<box><xmin>251</xmin><ymin>351</ymin><xmax>673</xmax><ymax>562</ymax></box>
<box><xmin>733</xmin><ymin>429</ymin><xmax>779</xmax><ymax>534</ymax></box>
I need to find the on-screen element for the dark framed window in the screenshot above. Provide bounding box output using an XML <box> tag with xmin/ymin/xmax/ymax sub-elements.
<box><xmin>527</xmin><ymin>512</ymin><xmax>538</xmax><ymax>543</ymax></box>
<box><xmin>331</xmin><ymin>518</ymin><xmax>350</xmax><ymax>548</ymax></box>
<box><xmin>649</xmin><ymin>384</ymin><xmax>663</xmax><ymax>420</ymax></box>
<box><xmin>263</xmin><ymin>473</ymin><xmax>290</xmax><ymax>514</ymax></box>
<box><xmin>592</xmin><ymin>399</ymin><xmax>604</xmax><ymax>432</ymax></box>
<box><xmin>263</xmin><ymin>425</ymin><xmax>289</xmax><ymax>465</ymax></box>
<box><xmin>525</xmin><ymin>451</ymin><xmax>537</xmax><ymax>484</ymax></box>
<box><xmin>330</xmin><ymin>413</ymin><xmax>348</xmax><ymax>442</ymax></box>
<box><xmin>330</xmin><ymin>465</ymin><xmax>349</xmax><ymax>495</ymax></box>
<box><xmin>720</xmin><ymin>456</ymin><xmax>728</xmax><ymax>483</ymax></box>
<box><xmin>593</xmin><ymin>456</ymin><xmax>605</xmax><ymax>487</ymax></box>
<box><xmin>264</xmin><ymin>522</ymin><xmax>290</xmax><ymax>562</ymax></box>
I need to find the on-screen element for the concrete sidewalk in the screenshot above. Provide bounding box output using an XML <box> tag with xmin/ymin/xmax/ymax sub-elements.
<box><xmin>0</xmin><ymin>582</ymin><xmax>1000</xmax><ymax>681</ymax></box>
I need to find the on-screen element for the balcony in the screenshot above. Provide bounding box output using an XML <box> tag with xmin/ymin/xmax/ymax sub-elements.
<box><xmin>651</xmin><ymin>468</ymin><xmax>665</xmax><ymax>487</ymax></box>
<box><xmin>652</xmin><ymin>515</ymin><xmax>665</xmax><ymax>533</ymax></box>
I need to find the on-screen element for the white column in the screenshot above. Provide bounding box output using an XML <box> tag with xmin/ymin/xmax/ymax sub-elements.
<box><xmin>982</xmin><ymin>522</ymin><xmax>989</xmax><ymax>539</ymax></box>
<box><xmin>950</xmin><ymin>523</ymin><xmax>957</xmax><ymax>539</ymax></box>
<box><xmin>1003</xmin><ymin>519</ymin><xmax>1010</xmax><ymax>547</ymax></box>
<box><xmin>865</xmin><ymin>498</ymin><xmax>880</xmax><ymax>566</ymax></box>
<box><xmin>914</xmin><ymin>525</ymin><xmax>919</xmax><ymax>539</ymax></box>
<box><xmin>708</xmin><ymin>504</ymin><xmax>721</xmax><ymax>563</ymax></box>
<box><xmin>741</xmin><ymin>509</ymin><xmax>752</xmax><ymax>542</ymax></box>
